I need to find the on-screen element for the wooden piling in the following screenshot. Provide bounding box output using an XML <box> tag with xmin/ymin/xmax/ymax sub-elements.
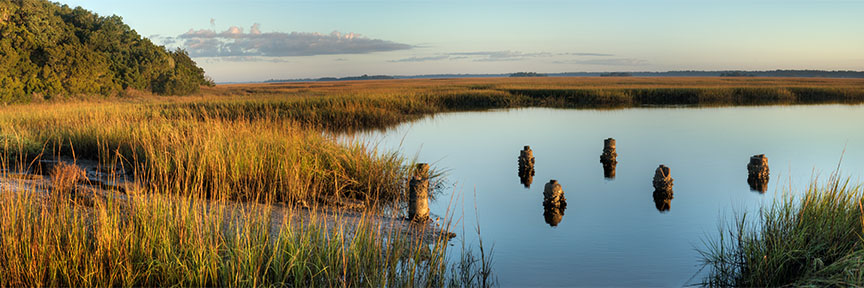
<box><xmin>652</xmin><ymin>165</ymin><xmax>674</xmax><ymax>198</ymax></box>
<box><xmin>747</xmin><ymin>154</ymin><xmax>770</xmax><ymax>192</ymax></box>
<box><xmin>543</xmin><ymin>179</ymin><xmax>566</xmax><ymax>208</ymax></box>
<box><xmin>518</xmin><ymin>145</ymin><xmax>536</xmax><ymax>187</ymax></box>
<box><xmin>408</xmin><ymin>163</ymin><xmax>430</xmax><ymax>222</ymax></box>
<box><xmin>600</xmin><ymin>138</ymin><xmax>618</xmax><ymax>179</ymax></box>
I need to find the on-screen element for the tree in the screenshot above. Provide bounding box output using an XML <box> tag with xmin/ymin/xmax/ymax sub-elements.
<box><xmin>0</xmin><ymin>0</ymin><xmax>210</xmax><ymax>103</ymax></box>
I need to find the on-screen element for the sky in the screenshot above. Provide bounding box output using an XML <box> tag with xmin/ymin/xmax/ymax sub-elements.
<box><xmin>58</xmin><ymin>0</ymin><xmax>864</xmax><ymax>82</ymax></box>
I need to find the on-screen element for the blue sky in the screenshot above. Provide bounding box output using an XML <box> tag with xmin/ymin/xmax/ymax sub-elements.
<box><xmin>59</xmin><ymin>0</ymin><xmax>864</xmax><ymax>82</ymax></box>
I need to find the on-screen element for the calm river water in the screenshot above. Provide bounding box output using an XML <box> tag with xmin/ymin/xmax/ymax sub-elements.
<box><xmin>350</xmin><ymin>105</ymin><xmax>864</xmax><ymax>287</ymax></box>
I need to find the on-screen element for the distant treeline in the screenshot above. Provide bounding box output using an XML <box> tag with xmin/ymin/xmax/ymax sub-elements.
<box><xmin>599</xmin><ymin>70</ymin><xmax>864</xmax><ymax>78</ymax></box>
<box><xmin>600</xmin><ymin>72</ymin><xmax>632</xmax><ymax>77</ymax></box>
<box><xmin>509</xmin><ymin>72</ymin><xmax>547</xmax><ymax>77</ymax></box>
<box><xmin>263</xmin><ymin>70</ymin><xmax>864</xmax><ymax>83</ymax></box>
<box><xmin>266</xmin><ymin>74</ymin><xmax>394</xmax><ymax>83</ymax></box>
<box><xmin>0</xmin><ymin>0</ymin><xmax>212</xmax><ymax>103</ymax></box>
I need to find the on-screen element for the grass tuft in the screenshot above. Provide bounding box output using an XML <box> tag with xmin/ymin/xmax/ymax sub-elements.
<box><xmin>700</xmin><ymin>174</ymin><xmax>864</xmax><ymax>287</ymax></box>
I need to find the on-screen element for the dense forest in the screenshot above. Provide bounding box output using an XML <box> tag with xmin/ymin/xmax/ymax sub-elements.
<box><xmin>0</xmin><ymin>0</ymin><xmax>211</xmax><ymax>103</ymax></box>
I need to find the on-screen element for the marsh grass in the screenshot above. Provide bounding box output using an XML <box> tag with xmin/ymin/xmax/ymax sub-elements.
<box><xmin>0</xmin><ymin>101</ymin><xmax>414</xmax><ymax>205</ymax></box>
<box><xmin>182</xmin><ymin>77</ymin><xmax>864</xmax><ymax>131</ymax></box>
<box><xmin>2</xmin><ymin>76</ymin><xmax>862</xmax><ymax>286</ymax></box>
<box><xmin>0</xmin><ymin>150</ymin><xmax>494</xmax><ymax>287</ymax></box>
<box><xmin>700</xmin><ymin>174</ymin><xmax>864</xmax><ymax>287</ymax></box>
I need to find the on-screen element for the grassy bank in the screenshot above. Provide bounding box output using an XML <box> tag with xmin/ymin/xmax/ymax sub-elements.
<box><xmin>0</xmin><ymin>158</ymin><xmax>492</xmax><ymax>287</ymax></box>
<box><xmin>181</xmin><ymin>77</ymin><xmax>864</xmax><ymax>131</ymax></box>
<box><xmin>2</xmin><ymin>77</ymin><xmax>863</xmax><ymax>286</ymax></box>
<box><xmin>1</xmin><ymin>101</ymin><xmax>411</xmax><ymax>204</ymax></box>
<box><xmin>10</xmin><ymin>77</ymin><xmax>859</xmax><ymax>203</ymax></box>
<box><xmin>700</xmin><ymin>175</ymin><xmax>864</xmax><ymax>287</ymax></box>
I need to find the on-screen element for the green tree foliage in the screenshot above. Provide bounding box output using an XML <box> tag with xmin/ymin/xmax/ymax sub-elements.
<box><xmin>152</xmin><ymin>49</ymin><xmax>213</xmax><ymax>96</ymax></box>
<box><xmin>0</xmin><ymin>0</ymin><xmax>210</xmax><ymax>102</ymax></box>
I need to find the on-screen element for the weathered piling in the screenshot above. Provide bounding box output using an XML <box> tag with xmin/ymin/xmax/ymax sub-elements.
<box><xmin>518</xmin><ymin>145</ymin><xmax>536</xmax><ymax>187</ymax></box>
<box><xmin>543</xmin><ymin>179</ymin><xmax>567</xmax><ymax>208</ymax></box>
<box><xmin>652</xmin><ymin>165</ymin><xmax>674</xmax><ymax>211</ymax></box>
<box><xmin>747</xmin><ymin>154</ymin><xmax>770</xmax><ymax>193</ymax></box>
<box><xmin>652</xmin><ymin>165</ymin><xmax>674</xmax><ymax>196</ymax></box>
<box><xmin>600</xmin><ymin>138</ymin><xmax>618</xmax><ymax>179</ymax></box>
<box><xmin>408</xmin><ymin>163</ymin><xmax>430</xmax><ymax>222</ymax></box>
<box><xmin>542</xmin><ymin>179</ymin><xmax>567</xmax><ymax>227</ymax></box>
<box><xmin>600</xmin><ymin>138</ymin><xmax>617</xmax><ymax>163</ymax></box>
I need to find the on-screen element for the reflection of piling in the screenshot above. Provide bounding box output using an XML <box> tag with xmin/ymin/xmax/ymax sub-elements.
<box><xmin>544</xmin><ymin>206</ymin><xmax>565</xmax><ymax>227</ymax></box>
<box><xmin>652</xmin><ymin>165</ymin><xmax>674</xmax><ymax>212</ymax></box>
<box><xmin>747</xmin><ymin>154</ymin><xmax>770</xmax><ymax>193</ymax></box>
<box><xmin>542</xmin><ymin>179</ymin><xmax>567</xmax><ymax>227</ymax></box>
<box><xmin>653</xmin><ymin>196</ymin><xmax>671</xmax><ymax>212</ymax></box>
<box><xmin>518</xmin><ymin>146</ymin><xmax>535</xmax><ymax>187</ymax></box>
<box><xmin>600</xmin><ymin>138</ymin><xmax>618</xmax><ymax>179</ymax></box>
<box><xmin>408</xmin><ymin>163</ymin><xmax>430</xmax><ymax>222</ymax></box>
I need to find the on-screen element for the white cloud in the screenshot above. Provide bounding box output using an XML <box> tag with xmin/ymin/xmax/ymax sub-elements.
<box><xmin>166</xmin><ymin>24</ymin><xmax>413</xmax><ymax>58</ymax></box>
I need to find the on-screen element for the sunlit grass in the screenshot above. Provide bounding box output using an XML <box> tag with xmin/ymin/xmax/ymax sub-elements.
<box><xmin>0</xmin><ymin>149</ymin><xmax>494</xmax><ymax>287</ymax></box>
<box><xmin>700</xmin><ymin>174</ymin><xmax>864</xmax><ymax>287</ymax></box>
<box><xmin>2</xmin><ymin>76</ymin><xmax>862</xmax><ymax>286</ymax></box>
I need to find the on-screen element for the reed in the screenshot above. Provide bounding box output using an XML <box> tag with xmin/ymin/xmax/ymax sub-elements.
<box><xmin>700</xmin><ymin>174</ymin><xmax>864</xmax><ymax>287</ymax></box>
<box><xmin>0</xmin><ymin>149</ymin><xmax>494</xmax><ymax>287</ymax></box>
<box><xmin>0</xmin><ymin>101</ymin><xmax>413</xmax><ymax>204</ymax></box>
<box><xmin>2</xmin><ymin>76</ymin><xmax>862</xmax><ymax>286</ymax></box>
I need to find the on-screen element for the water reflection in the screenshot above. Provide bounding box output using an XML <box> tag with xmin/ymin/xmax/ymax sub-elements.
<box><xmin>351</xmin><ymin>106</ymin><xmax>864</xmax><ymax>286</ymax></box>
<box><xmin>600</xmin><ymin>138</ymin><xmax>618</xmax><ymax>179</ymax></box>
<box><xmin>602</xmin><ymin>162</ymin><xmax>617</xmax><ymax>179</ymax></box>
<box><xmin>653</xmin><ymin>192</ymin><xmax>673</xmax><ymax>212</ymax></box>
<box><xmin>747</xmin><ymin>154</ymin><xmax>770</xmax><ymax>193</ymax></box>
<box><xmin>518</xmin><ymin>146</ymin><xmax>536</xmax><ymax>188</ymax></box>
<box><xmin>747</xmin><ymin>176</ymin><xmax>769</xmax><ymax>193</ymax></box>
<box><xmin>544</xmin><ymin>206</ymin><xmax>565</xmax><ymax>227</ymax></box>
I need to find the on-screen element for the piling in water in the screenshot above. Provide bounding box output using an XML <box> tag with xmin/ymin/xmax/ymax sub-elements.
<box><xmin>543</xmin><ymin>179</ymin><xmax>567</xmax><ymax>208</ymax></box>
<box><xmin>542</xmin><ymin>179</ymin><xmax>567</xmax><ymax>227</ymax></box>
<box><xmin>652</xmin><ymin>165</ymin><xmax>674</xmax><ymax>212</ymax></box>
<box><xmin>600</xmin><ymin>138</ymin><xmax>618</xmax><ymax>179</ymax></box>
<box><xmin>518</xmin><ymin>145</ymin><xmax>536</xmax><ymax>187</ymax></box>
<box><xmin>747</xmin><ymin>154</ymin><xmax>770</xmax><ymax>193</ymax></box>
<box><xmin>408</xmin><ymin>163</ymin><xmax>430</xmax><ymax>222</ymax></box>
<box><xmin>652</xmin><ymin>165</ymin><xmax>674</xmax><ymax>195</ymax></box>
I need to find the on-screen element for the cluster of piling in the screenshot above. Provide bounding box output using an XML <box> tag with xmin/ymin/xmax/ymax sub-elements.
<box><xmin>518</xmin><ymin>146</ymin><xmax>535</xmax><ymax>187</ymax></box>
<box><xmin>408</xmin><ymin>163</ymin><xmax>430</xmax><ymax>222</ymax></box>
<box><xmin>542</xmin><ymin>179</ymin><xmax>567</xmax><ymax>227</ymax></box>
<box><xmin>404</xmin><ymin>141</ymin><xmax>775</xmax><ymax>226</ymax></box>
<box><xmin>600</xmin><ymin>138</ymin><xmax>618</xmax><ymax>179</ymax></box>
<box><xmin>747</xmin><ymin>154</ymin><xmax>770</xmax><ymax>193</ymax></box>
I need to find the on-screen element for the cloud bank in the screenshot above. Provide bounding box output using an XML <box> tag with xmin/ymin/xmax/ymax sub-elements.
<box><xmin>169</xmin><ymin>24</ymin><xmax>413</xmax><ymax>58</ymax></box>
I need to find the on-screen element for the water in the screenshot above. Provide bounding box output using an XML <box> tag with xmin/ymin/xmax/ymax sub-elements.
<box><xmin>350</xmin><ymin>105</ymin><xmax>864</xmax><ymax>287</ymax></box>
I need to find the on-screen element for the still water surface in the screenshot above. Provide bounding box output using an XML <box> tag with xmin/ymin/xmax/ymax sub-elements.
<box><xmin>350</xmin><ymin>105</ymin><xmax>864</xmax><ymax>287</ymax></box>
